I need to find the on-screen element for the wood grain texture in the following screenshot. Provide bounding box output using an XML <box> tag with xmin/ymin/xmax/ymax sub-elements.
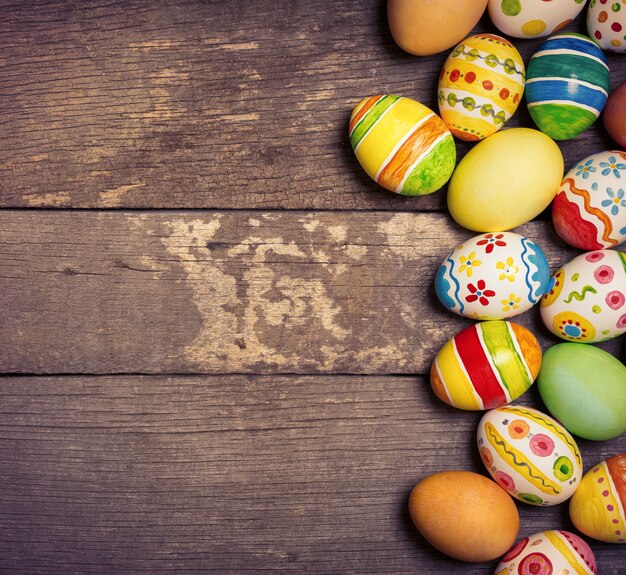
<box><xmin>1</xmin><ymin>210</ymin><xmax>623</xmax><ymax>374</ymax></box>
<box><xmin>0</xmin><ymin>374</ymin><xmax>623</xmax><ymax>574</ymax></box>
<box><xmin>0</xmin><ymin>0</ymin><xmax>623</xmax><ymax>210</ymax></box>
<box><xmin>2</xmin><ymin>2</ymin><xmax>626</xmax><ymax>573</ymax></box>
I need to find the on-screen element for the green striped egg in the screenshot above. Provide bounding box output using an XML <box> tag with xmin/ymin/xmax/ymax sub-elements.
<box><xmin>525</xmin><ymin>33</ymin><xmax>610</xmax><ymax>141</ymax></box>
<box><xmin>349</xmin><ymin>95</ymin><xmax>456</xmax><ymax>195</ymax></box>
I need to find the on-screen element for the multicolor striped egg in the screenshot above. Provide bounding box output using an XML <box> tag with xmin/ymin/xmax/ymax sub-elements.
<box><xmin>553</xmin><ymin>151</ymin><xmax>626</xmax><ymax>250</ymax></box>
<box><xmin>435</xmin><ymin>232</ymin><xmax>551</xmax><ymax>320</ymax></box>
<box><xmin>478</xmin><ymin>405</ymin><xmax>583</xmax><ymax>506</ymax></box>
<box><xmin>349</xmin><ymin>95</ymin><xmax>456</xmax><ymax>195</ymax></box>
<box><xmin>438</xmin><ymin>34</ymin><xmax>525</xmax><ymax>141</ymax></box>
<box><xmin>540</xmin><ymin>249</ymin><xmax>626</xmax><ymax>342</ymax></box>
<box><xmin>526</xmin><ymin>33</ymin><xmax>610</xmax><ymax>140</ymax></box>
<box><xmin>570</xmin><ymin>452</ymin><xmax>626</xmax><ymax>543</ymax></box>
<box><xmin>430</xmin><ymin>320</ymin><xmax>542</xmax><ymax>411</ymax></box>
<box><xmin>494</xmin><ymin>531</ymin><xmax>597</xmax><ymax>575</ymax></box>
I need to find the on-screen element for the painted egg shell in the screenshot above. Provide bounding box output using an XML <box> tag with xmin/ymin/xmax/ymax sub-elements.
<box><xmin>477</xmin><ymin>405</ymin><xmax>583</xmax><ymax>506</ymax></box>
<box><xmin>430</xmin><ymin>320</ymin><xmax>542</xmax><ymax>411</ymax></box>
<box><xmin>488</xmin><ymin>0</ymin><xmax>587</xmax><ymax>39</ymax></box>
<box><xmin>526</xmin><ymin>33</ymin><xmax>610</xmax><ymax>141</ymax></box>
<box><xmin>604</xmin><ymin>82</ymin><xmax>626</xmax><ymax>148</ymax></box>
<box><xmin>388</xmin><ymin>0</ymin><xmax>488</xmax><ymax>56</ymax></box>
<box><xmin>447</xmin><ymin>128</ymin><xmax>564</xmax><ymax>232</ymax></box>
<box><xmin>538</xmin><ymin>343</ymin><xmax>626</xmax><ymax>440</ymax></box>
<box><xmin>570</xmin><ymin>452</ymin><xmax>626</xmax><ymax>543</ymax></box>
<box><xmin>588</xmin><ymin>0</ymin><xmax>626</xmax><ymax>52</ymax></box>
<box><xmin>409</xmin><ymin>471</ymin><xmax>519</xmax><ymax>562</ymax></box>
<box><xmin>494</xmin><ymin>530</ymin><xmax>597</xmax><ymax>575</ymax></box>
<box><xmin>437</xmin><ymin>34</ymin><xmax>525</xmax><ymax>141</ymax></box>
<box><xmin>540</xmin><ymin>249</ymin><xmax>626</xmax><ymax>342</ymax></box>
<box><xmin>349</xmin><ymin>95</ymin><xmax>456</xmax><ymax>195</ymax></box>
<box><xmin>435</xmin><ymin>232</ymin><xmax>551</xmax><ymax>320</ymax></box>
<box><xmin>553</xmin><ymin>151</ymin><xmax>626</xmax><ymax>250</ymax></box>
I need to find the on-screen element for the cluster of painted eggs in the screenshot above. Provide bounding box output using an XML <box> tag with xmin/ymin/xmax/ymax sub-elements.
<box><xmin>356</xmin><ymin>1</ymin><xmax>626</xmax><ymax>570</ymax></box>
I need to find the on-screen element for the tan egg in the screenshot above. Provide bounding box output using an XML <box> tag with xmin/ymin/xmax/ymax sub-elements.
<box><xmin>408</xmin><ymin>470</ymin><xmax>520</xmax><ymax>562</ymax></box>
<box><xmin>388</xmin><ymin>0</ymin><xmax>488</xmax><ymax>56</ymax></box>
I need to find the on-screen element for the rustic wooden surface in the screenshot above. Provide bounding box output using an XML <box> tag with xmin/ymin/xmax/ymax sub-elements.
<box><xmin>0</xmin><ymin>375</ymin><xmax>624</xmax><ymax>575</ymax></box>
<box><xmin>1</xmin><ymin>1</ymin><xmax>625</xmax><ymax>573</ymax></box>
<box><xmin>0</xmin><ymin>0</ymin><xmax>622</xmax><ymax>210</ymax></box>
<box><xmin>0</xmin><ymin>211</ymin><xmax>624</xmax><ymax>374</ymax></box>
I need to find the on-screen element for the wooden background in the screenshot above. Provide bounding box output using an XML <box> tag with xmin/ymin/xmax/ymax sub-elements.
<box><xmin>1</xmin><ymin>1</ymin><xmax>624</xmax><ymax>573</ymax></box>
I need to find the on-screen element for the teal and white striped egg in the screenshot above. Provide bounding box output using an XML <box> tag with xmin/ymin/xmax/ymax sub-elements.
<box><xmin>525</xmin><ymin>33</ymin><xmax>610</xmax><ymax>140</ymax></box>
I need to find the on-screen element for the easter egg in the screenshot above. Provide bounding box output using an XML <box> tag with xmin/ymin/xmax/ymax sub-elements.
<box><xmin>409</xmin><ymin>470</ymin><xmax>519</xmax><ymax>562</ymax></box>
<box><xmin>388</xmin><ymin>0</ymin><xmax>488</xmax><ymax>56</ymax></box>
<box><xmin>435</xmin><ymin>231</ymin><xmax>550</xmax><ymax>320</ymax></box>
<box><xmin>603</xmin><ymin>81</ymin><xmax>626</xmax><ymax>148</ymax></box>
<box><xmin>447</xmin><ymin>128</ymin><xmax>563</xmax><ymax>232</ymax></box>
<box><xmin>494</xmin><ymin>530</ymin><xmax>597</xmax><ymax>575</ymax></box>
<box><xmin>437</xmin><ymin>34</ymin><xmax>525</xmax><ymax>141</ymax></box>
<box><xmin>525</xmin><ymin>33</ymin><xmax>610</xmax><ymax>140</ymax></box>
<box><xmin>349</xmin><ymin>95</ymin><xmax>456</xmax><ymax>195</ymax></box>
<box><xmin>430</xmin><ymin>320</ymin><xmax>541</xmax><ymax>410</ymax></box>
<box><xmin>553</xmin><ymin>151</ymin><xmax>626</xmax><ymax>250</ymax></box>
<box><xmin>588</xmin><ymin>0</ymin><xmax>626</xmax><ymax>52</ymax></box>
<box><xmin>477</xmin><ymin>405</ymin><xmax>583</xmax><ymax>506</ymax></box>
<box><xmin>539</xmin><ymin>249</ymin><xmax>626</xmax><ymax>342</ymax></box>
<box><xmin>488</xmin><ymin>0</ymin><xmax>587</xmax><ymax>39</ymax></box>
<box><xmin>537</xmin><ymin>343</ymin><xmax>626</xmax><ymax>440</ymax></box>
<box><xmin>570</xmin><ymin>453</ymin><xmax>626</xmax><ymax>544</ymax></box>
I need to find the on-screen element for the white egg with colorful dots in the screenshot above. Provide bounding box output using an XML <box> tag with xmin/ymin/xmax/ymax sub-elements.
<box><xmin>588</xmin><ymin>0</ymin><xmax>626</xmax><ymax>52</ymax></box>
<box><xmin>540</xmin><ymin>249</ymin><xmax>626</xmax><ymax>342</ymax></box>
<box><xmin>435</xmin><ymin>232</ymin><xmax>551</xmax><ymax>320</ymax></box>
<box><xmin>489</xmin><ymin>0</ymin><xmax>587</xmax><ymax>39</ymax></box>
<box><xmin>494</xmin><ymin>530</ymin><xmax>597</xmax><ymax>575</ymax></box>
<box><xmin>478</xmin><ymin>405</ymin><xmax>583</xmax><ymax>506</ymax></box>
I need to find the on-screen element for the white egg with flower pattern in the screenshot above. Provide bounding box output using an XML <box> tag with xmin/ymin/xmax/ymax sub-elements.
<box><xmin>553</xmin><ymin>151</ymin><xmax>626</xmax><ymax>250</ymax></box>
<box><xmin>435</xmin><ymin>232</ymin><xmax>551</xmax><ymax>320</ymax></box>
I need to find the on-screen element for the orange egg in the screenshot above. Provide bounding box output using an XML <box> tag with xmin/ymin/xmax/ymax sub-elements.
<box><xmin>388</xmin><ymin>0</ymin><xmax>488</xmax><ymax>56</ymax></box>
<box><xmin>408</xmin><ymin>470</ymin><xmax>520</xmax><ymax>562</ymax></box>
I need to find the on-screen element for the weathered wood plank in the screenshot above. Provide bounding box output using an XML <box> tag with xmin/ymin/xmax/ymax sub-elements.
<box><xmin>0</xmin><ymin>0</ymin><xmax>621</xmax><ymax>209</ymax></box>
<box><xmin>0</xmin><ymin>211</ymin><xmax>622</xmax><ymax>374</ymax></box>
<box><xmin>0</xmin><ymin>374</ymin><xmax>623</xmax><ymax>574</ymax></box>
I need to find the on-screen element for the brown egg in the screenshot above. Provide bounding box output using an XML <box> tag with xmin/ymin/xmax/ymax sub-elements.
<box><xmin>408</xmin><ymin>470</ymin><xmax>520</xmax><ymax>562</ymax></box>
<box><xmin>603</xmin><ymin>81</ymin><xmax>626</xmax><ymax>149</ymax></box>
<box><xmin>388</xmin><ymin>0</ymin><xmax>488</xmax><ymax>56</ymax></box>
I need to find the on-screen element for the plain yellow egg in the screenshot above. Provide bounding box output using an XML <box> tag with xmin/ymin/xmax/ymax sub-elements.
<box><xmin>448</xmin><ymin>128</ymin><xmax>563</xmax><ymax>232</ymax></box>
<box><xmin>408</xmin><ymin>470</ymin><xmax>520</xmax><ymax>562</ymax></box>
<box><xmin>388</xmin><ymin>0</ymin><xmax>488</xmax><ymax>56</ymax></box>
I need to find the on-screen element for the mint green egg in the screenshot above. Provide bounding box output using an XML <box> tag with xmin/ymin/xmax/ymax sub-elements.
<box><xmin>537</xmin><ymin>343</ymin><xmax>626</xmax><ymax>441</ymax></box>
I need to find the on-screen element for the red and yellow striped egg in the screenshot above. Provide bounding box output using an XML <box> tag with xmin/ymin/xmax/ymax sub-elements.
<box><xmin>430</xmin><ymin>320</ymin><xmax>541</xmax><ymax>410</ymax></box>
<box><xmin>349</xmin><ymin>95</ymin><xmax>456</xmax><ymax>195</ymax></box>
<box><xmin>438</xmin><ymin>34</ymin><xmax>525</xmax><ymax>141</ymax></box>
<box><xmin>570</xmin><ymin>452</ymin><xmax>626</xmax><ymax>544</ymax></box>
